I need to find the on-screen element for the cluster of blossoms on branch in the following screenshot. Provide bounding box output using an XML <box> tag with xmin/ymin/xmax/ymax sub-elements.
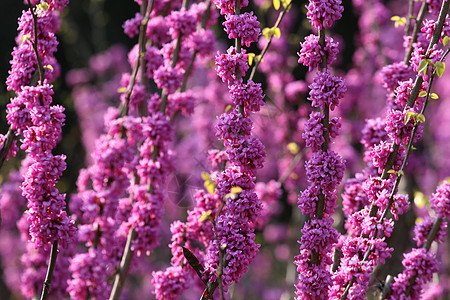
<box><xmin>153</xmin><ymin>0</ymin><xmax>267</xmax><ymax>298</ymax></box>
<box><xmin>1</xmin><ymin>1</ymin><xmax>76</xmax><ymax>298</ymax></box>
<box><xmin>0</xmin><ymin>0</ymin><xmax>450</xmax><ymax>299</ymax></box>
<box><xmin>294</xmin><ymin>0</ymin><xmax>347</xmax><ymax>299</ymax></box>
<box><xmin>67</xmin><ymin>0</ymin><xmax>218</xmax><ymax>298</ymax></box>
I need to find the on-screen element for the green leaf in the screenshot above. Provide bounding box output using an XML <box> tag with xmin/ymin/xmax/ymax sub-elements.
<box><xmin>418</xmin><ymin>59</ymin><xmax>428</xmax><ymax>75</ymax></box>
<box><xmin>281</xmin><ymin>0</ymin><xmax>292</xmax><ymax>11</ymax></box>
<box><xmin>273</xmin><ymin>27</ymin><xmax>281</xmax><ymax>38</ymax></box>
<box><xmin>199</xmin><ymin>210</ymin><xmax>212</xmax><ymax>222</ymax></box>
<box><xmin>44</xmin><ymin>64</ymin><xmax>53</xmax><ymax>71</ymax></box>
<box><xmin>435</xmin><ymin>61</ymin><xmax>446</xmax><ymax>78</ymax></box>
<box><xmin>248</xmin><ymin>53</ymin><xmax>255</xmax><ymax>65</ymax></box>
<box><xmin>36</xmin><ymin>2</ymin><xmax>49</xmax><ymax>11</ymax></box>
<box><xmin>273</xmin><ymin>0</ymin><xmax>280</xmax><ymax>10</ymax></box>
<box><xmin>262</xmin><ymin>27</ymin><xmax>270</xmax><ymax>39</ymax></box>
<box><xmin>387</xmin><ymin>170</ymin><xmax>396</xmax><ymax>174</ymax></box>
<box><xmin>443</xmin><ymin>36</ymin><xmax>449</xmax><ymax>47</ymax></box>
<box><xmin>416</xmin><ymin>113</ymin><xmax>426</xmax><ymax>123</ymax></box>
<box><xmin>430</xmin><ymin>93</ymin><xmax>439</xmax><ymax>99</ymax></box>
<box><xmin>21</xmin><ymin>34</ymin><xmax>31</xmax><ymax>44</ymax></box>
<box><xmin>391</xmin><ymin>16</ymin><xmax>406</xmax><ymax>27</ymax></box>
<box><xmin>398</xmin><ymin>170</ymin><xmax>405</xmax><ymax>176</ymax></box>
<box><xmin>404</xmin><ymin>111</ymin><xmax>415</xmax><ymax>124</ymax></box>
<box><xmin>117</xmin><ymin>87</ymin><xmax>127</xmax><ymax>93</ymax></box>
<box><xmin>418</xmin><ymin>91</ymin><xmax>427</xmax><ymax>97</ymax></box>
<box><xmin>287</xmin><ymin>142</ymin><xmax>299</xmax><ymax>155</ymax></box>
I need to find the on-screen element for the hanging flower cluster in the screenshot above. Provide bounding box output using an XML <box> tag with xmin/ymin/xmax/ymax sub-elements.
<box><xmin>198</xmin><ymin>0</ymin><xmax>266</xmax><ymax>293</ymax></box>
<box><xmin>5</xmin><ymin>1</ymin><xmax>75</xmax><ymax>249</ymax></box>
<box><xmin>294</xmin><ymin>0</ymin><xmax>346</xmax><ymax>299</ymax></box>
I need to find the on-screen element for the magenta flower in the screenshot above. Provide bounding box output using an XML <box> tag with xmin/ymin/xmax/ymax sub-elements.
<box><xmin>212</xmin><ymin>0</ymin><xmax>249</xmax><ymax>15</ymax></box>
<box><xmin>308</xmin><ymin>71</ymin><xmax>347</xmax><ymax>111</ymax></box>
<box><xmin>430</xmin><ymin>180</ymin><xmax>450</xmax><ymax>219</ymax></box>
<box><xmin>215</xmin><ymin>46</ymin><xmax>249</xmax><ymax>85</ymax></box>
<box><xmin>229</xmin><ymin>79</ymin><xmax>265</xmax><ymax>115</ymax></box>
<box><xmin>123</xmin><ymin>13</ymin><xmax>143</xmax><ymax>38</ymax></box>
<box><xmin>390</xmin><ymin>248</ymin><xmax>439</xmax><ymax>300</ymax></box>
<box><xmin>305</xmin><ymin>150</ymin><xmax>345</xmax><ymax>192</ymax></box>
<box><xmin>298</xmin><ymin>34</ymin><xmax>339</xmax><ymax>71</ymax></box>
<box><xmin>223</xmin><ymin>12</ymin><xmax>261</xmax><ymax>47</ymax></box>
<box><xmin>153</xmin><ymin>64</ymin><xmax>184</xmax><ymax>94</ymax></box>
<box><xmin>306</xmin><ymin>0</ymin><xmax>344</xmax><ymax>30</ymax></box>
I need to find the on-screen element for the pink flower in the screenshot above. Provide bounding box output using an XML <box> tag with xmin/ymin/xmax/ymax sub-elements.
<box><xmin>430</xmin><ymin>180</ymin><xmax>450</xmax><ymax>219</ymax></box>
<box><xmin>308</xmin><ymin>71</ymin><xmax>346</xmax><ymax>111</ymax></box>
<box><xmin>229</xmin><ymin>79</ymin><xmax>265</xmax><ymax>115</ymax></box>
<box><xmin>215</xmin><ymin>46</ymin><xmax>249</xmax><ymax>86</ymax></box>
<box><xmin>223</xmin><ymin>12</ymin><xmax>261</xmax><ymax>47</ymax></box>
<box><xmin>306</xmin><ymin>0</ymin><xmax>344</xmax><ymax>29</ymax></box>
<box><xmin>212</xmin><ymin>0</ymin><xmax>249</xmax><ymax>15</ymax></box>
<box><xmin>123</xmin><ymin>13</ymin><xmax>142</xmax><ymax>38</ymax></box>
<box><xmin>298</xmin><ymin>35</ymin><xmax>339</xmax><ymax>71</ymax></box>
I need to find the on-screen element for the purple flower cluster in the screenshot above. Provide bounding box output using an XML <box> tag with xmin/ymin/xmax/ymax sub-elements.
<box><xmin>306</xmin><ymin>0</ymin><xmax>344</xmax><ymax>29</ymax></box>
<box><xmin>295</xmin><ymin>2</ymin><xmax>346</xmax><ymax>298</ymax></box>
<box><xmin>298</xmin><ymin>34</ymin><xmax>339</xmax><ymax>71</ymax></box>
<box><xmin>215</xmin><ymin>46</ymin><xmax>249</xmax><ymax>86</ymax></box>
<box><xmin>197</xmin><ymin>1</ymin><xmax>267</xmax><ymax>294</ymax></box>
<box><xmin>5</xmin><ymin>1</ymin><xmax>75</xmax><ymax>250</ymax></box>
<box><xmin>330</xmin><ymin>237</ymin><xmax>392</xmax><ymax>299</ymax></box>
<box><xmin>223</xmin><ymin>12</ymin><xmax>261</xmax><ymax>47</ymax></box>
<box><xmin>308</xmin><ymin>71</ymin><xmax>347</xmax><ymax>110</ymax></box>
<box><xmin>389</xmin><ymin>249</ymin><xmax>439</xmax><ymax>299</ymax></box>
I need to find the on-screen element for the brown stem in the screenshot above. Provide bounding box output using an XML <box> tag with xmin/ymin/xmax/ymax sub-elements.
<box><xmin>109</xmin><ymin>228</ymin><xmax>137</xmax><ymax>300</ymax></box>
<box><xmin>180</xmin><ymin>0</ymin><xmax>212</xmax><ymax>92</ymax></box>
<box><xmin>27</xmin><ymin>0</ymin><xmax>45</xmax><ymax>85</ymax></box>
<box><xmin>0</xmin><ymin>129</ymin><xmax>15</xmax><ymax>170</ymax></box>
<box><xmin>248</xmin><ymin>0</ymin><xmax>293</xmax><ymax>81</ymax></box>
<box><xmin>159</xmin><ymin>1</ymin><xmax>190</xmax><ymax>113</ymax></box>
<box><xmin>404</xmin><ymin>0</ymin><xmax>415</xmax><ymax>38</ymax></box>
<box><xmin>403</xmin><ymin>1</ymin><xmax>428</xmax><ymax>64</ymax></box>
<box><xmin>120</xmin><ymin>0</ymin><xmax>154</xmax><ymax>117</ymax></box>
<box><xmin>39</xmin><ymin>241</ymin><xmax>59</xmax><ymax>300</ymax></box>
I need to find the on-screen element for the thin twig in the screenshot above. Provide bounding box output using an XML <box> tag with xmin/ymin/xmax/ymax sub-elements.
<box><xmin>109</xmin><ymin>228</ymin><xmax>137</xmax><ymax>300</ymax></box>
<box><xmin>248</xmin><ymin>0</ymin><xmax>292</xmax><ymax>81</ymax></box>
<box><xmin>39</xmin><ymin>241</ymin><xmax>59</xmax><ymax>300</ymax></box>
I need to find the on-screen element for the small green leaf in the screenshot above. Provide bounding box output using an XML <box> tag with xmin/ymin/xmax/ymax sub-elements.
<box><xmin>418</xmin><ymin>59</ymin><xmax>428</xmax><ymax>75</ymax></box>
<box><xmin>443</xmin><ymin>36</ymin><xmax>449</xmax><ymax>47</ymax></box>
<box><xmin>225</xmin><ymin>105</ymin><xmax>232</xmax><ymax>112</ymax></box>
<box><xmin>248</xmin><ymin>53</ymin><xmax>255</xmax><ymax>65</ymax></box>
<box><xmin>201</xmin><ymin>172</ymin><xmax>209</xmax><ymax>181</ymax></box>
<box><xmin>21</xmin><ymin>34</ymin><xmax>31</xmax><ymax>44</ymax></box>
<box><xmin>416</xmin><ymin>113</ymin><xmax>426</xmax><ymax>123</ymax></box>
<box><xmin>273</xmin><ymin>0</ymin><xmax>281</xmax><ymax>10</ymax></box>
<box><xmin>398</xmin><ymin>170</ymin><xmax>404</xmax><ymax>176</ymax></box>
<box><xmin>117</xmin><ymin>87</ymin><xmax>127</xmax><ymax>93</ymax></box>
<box><xmin>36</xmin><ymin>2</ymin><xmax>49</xmax><ymax>11</ymax></box>
<box><xmin>418</xmin><ymin>91</ymin><xmax>427</xmax><ymax>97</ymax></box>
<box><xmin>287</xmin><ymin>142</ymin><xmax>299</xmax><ymax>155</ymax></box>
<box><xmin>387</xmin><ymin>170</ymin><xmax>396</xmax><ymax>174</ymax></box>
<box><xmin>411</xmin><ymin>145</ymin><xmax>417</xmax><ymax>150</ymax></box>
<box><xmin>435</xmin><ymin>61</ymin><xmax>446</xmax><ymax>78</ymax></box>
<box><xmin>281</xmin><ymin>0</ymin><xmax>292</xmax><ymax>11</ymax></box>
<box><xmin>43</xmin><ymin>64</ymin><xmax>53</xmax><ymax>71</ymax></box>
<box><xmin>199</xmin><ymin>210</ymin><xmax>212</xmax><ymax>222</ymax></box>
<box><xmin>391</xmin><ymin>16</ymin><xmax>406</xmax><ymax>27</ymax></box>
<box><xmin>262</xmin><ymin>27</ymin><xmax>271</xmax><ymax>39</ymax></box>
<box><xmin>430</xmin><ymin>93</ymin><xmax>439</xmax><ymax>99</ymax></box>
<box><xmin>404</xmin><ymin>111</ymin><xmax>415</xmax><ymax>124</ymax></box>
<box><xmin>273</xmin><ymin>27</ymin><xmax>281</xmax><ymax>38</ymax></box>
